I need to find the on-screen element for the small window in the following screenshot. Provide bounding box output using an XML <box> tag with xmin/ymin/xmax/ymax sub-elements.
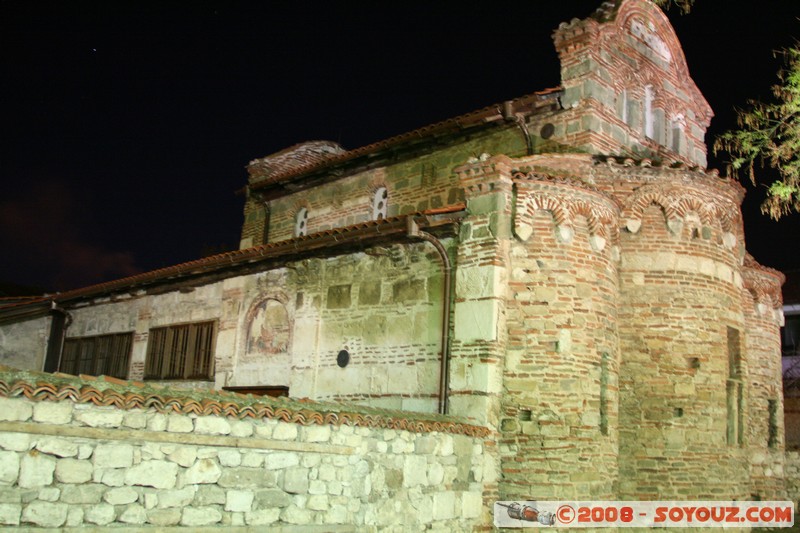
<box><xmin>372</xmin><ymin>187</ymin><xmax>388</xmax><ymax>220</ymax></box>
<box><xmin>294</xmin><ymin>207</ymin><xmax>309</xmax><ymax>237</ymax></box>
<box><xmin>145</xmin><ymin>321</ymin><xmax>216</xmax><ymax>380</ymax></box>
<box><xmin>60</xmin><ymin>333</ymin><xmax>133</xmax><ymax>379</ymax></box>
<box><xmin>670</xmin><ymin>117</ymin><xmax>684</xmax><ymax>153</ymax></box>
<box><xmin>768</xmin><ymin>399</ymin><xmax>778</xmax><ymax>448</ymax></box>
<box><xmin>726</xmin><ymin>326</ymin><xmax>744</xmax><ymax>446</ymax></box>
<box><xmin>644</xmin><ymin>85</ymin><xmax>654</xmax><ymax>139</ymax></box>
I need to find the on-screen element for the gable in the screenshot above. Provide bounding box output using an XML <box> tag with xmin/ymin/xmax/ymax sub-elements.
<box><xmin>553</xmin><ymin>0</ymin><xmax>712</xmax><ymax>166</ymax></box>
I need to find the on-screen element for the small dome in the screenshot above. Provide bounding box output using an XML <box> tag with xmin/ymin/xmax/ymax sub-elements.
<box><xmin>247</xmin><ymin>140</ymin><xmax>345</xmax><ymax>182</ymax></box>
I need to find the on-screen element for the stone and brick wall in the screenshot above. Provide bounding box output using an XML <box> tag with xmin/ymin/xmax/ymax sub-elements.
<box><xmin>56</xmin><ymin>241</ymin><xmax>448</xmax><ymax>414</ymax></box>
<box><xmin>0</xmin><ymin>371</ymin><xmax>491</xmax><ymax>530</ymax></box>
<box><xmin>241</xmin><ymin>129</ymin><xmax>525</xmax><ymax>248</ymax></box>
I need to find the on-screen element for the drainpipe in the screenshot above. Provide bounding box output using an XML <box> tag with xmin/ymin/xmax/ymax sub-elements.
<box><xmin>503</xmin><ymin>100</ymin><xmax>533</xmax><ymax>155</ymax></box>
<box><xmin>407</xmin><ymin>217</ymin><xmax>452</xmax><ymax>415</ymax></box>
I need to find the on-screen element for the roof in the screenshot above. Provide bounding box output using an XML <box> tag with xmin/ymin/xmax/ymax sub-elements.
<box><xmin>0</xmin><ymin>366</ymin><xmax>490</xmax><ymax>437</ymax></box>
<box><xmin>0</xmin><ymin>205</ymin><xmax>466</xmax><ymax>322</ymax></box>
<box><xmin>248</xmin><ymin>88</ymin><xmax>563</xmax><ymax>195</ymax></box>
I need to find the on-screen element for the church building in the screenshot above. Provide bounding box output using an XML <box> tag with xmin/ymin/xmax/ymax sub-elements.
<box><xmin>0</xmin><ymin>0</ymin><xmax>791</xmax><ymax>527</ymax></box>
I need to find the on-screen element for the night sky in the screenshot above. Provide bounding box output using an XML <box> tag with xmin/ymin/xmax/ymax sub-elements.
<box><xmin>1</xmin><ymin>1</ymin><xmax>799</xmax><ymax>293</ymax></box>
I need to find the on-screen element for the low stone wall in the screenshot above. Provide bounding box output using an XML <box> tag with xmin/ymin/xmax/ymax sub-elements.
<box><xmin>0</xmin><ymin>371</ymin><xmax>491</xmax><ymax>530</ymax></box>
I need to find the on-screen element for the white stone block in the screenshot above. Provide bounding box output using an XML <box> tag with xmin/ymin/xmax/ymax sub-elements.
<box><xmin>37</xmin><ymin>487</ymin><xmax>60</xmax><ymax>502</ymax></box>
<box><xmin>283</xmin><ymin>467</ymin><xmax>309</xmax><ymax>494</ymax></box>
<box><xmin>280</xmin><ymin>504</ymin><xmax>313</xmax><ymax>525</ymax></box>
<box><xmin>122</xmin><ymin>411</ymin><xmax>147</xmax><ymax>429</ymax></box>
<box><xmin>77</xmin><ymin>444</ymin><xmax>92</xmax><ymax>460</ymax></box>
<box><xmin>147</xmin><ymin>413</ymin><xmax>167</xmax><ymax>432</ymax></box>
<box><xmin>410</xmin><ymin>495</ymin><xmax>433</xmax><ymax>524</ymax></box>
<box><xmin>157</xmin><ymin>486</ymin><xmax>196</xmax><ymax>509</ymax></box>
<box><xmin>230</xmin><ymin>420</ymin><xmax>254</xmax><ymax>437</ymax></box>
<box><xmin>124</xmin><ymin>460</ymin><xmax>178</xmax><ymax>489</ymax></box>
<box><xmin>100</xmin><ymin>468</ymin><xmax>125</xmax><ymax>487</ymax></box>
<box><xmin>403</xmin><ymin>455</ymin><xmax>427</xmax><ymax>487</ymax></box>
<box><xmin>272</xmin><ymin>423</ymin><xmax>298</xmax><ymax>441</ymax></box>
<box><xmin>432</xmin><ymin>491</ymin><xmax>456</xmax><ymax>520</ymax></box>
<box><xmin>119</xmin><ymin>504</ymin><xmax>147</xmax><ymax>524</ymax></box>
<box><xmin>184</xmin><ymin>458</ymin><xmax>221</xmax><ymax>484</ymax></box>
<box><xmin>225</xmin><ymin>489</ymin><xmax>254</xmax><ymax>512</ymax></box>
<box><xmin>454</xmin><ymin>300</ymin><xmax>498</xmax><ymax>342</ymax></box>
<box><xmin>0</xmin><ymin>451</ymin><xmax>19</xmax><ymax>484</ymax></box>
<box><xmin>55</xmin><ymin>458</ymin><xmax>93</xmax><ymax>484</ymax></box>
<box><xmin>85</xmin><ymin>504</ymin><xmax>115</xmax><ymax>526</ymax></box>
<box><xmin>35</xmin><ymin>437</ymin><xmax>78</xmax><ymax>458</ymax></box>
<box><xmin>167</xmin><ymin>446</ymin><xmax>197</xmax><ymax>468</ymax></box>
<box><xmin>21</xmin><ymin>501</ymin><xmax>67</xmax><ymax>527</ymax></box>
<box><xmin>241</xmin><ymin>453</ymin><xmax>263</xmax><ymax>468</ymax></box>
<box><xmin>0</xmin><ymin>503</ymin><xmax>21</xmax><ymax>526</ymax></box>
<box><xmin>93</xmin><ymin>444</ymin><xmax>133</xmax><ymax>468</ymax></box>
<box><xmin>264</xmin><ymin>452</ymin><xmax>300</xmax><ymax>470</ymax></box>
<box><xmin>32</xmin><ymin>402</ymin><xmax>72</xmax><ymax>424</ymax></box>
<box><xmin>245</xmin><ymin>508</ymin><xmax>280</xmax><ymax>525</ymax></box>
<box><xmin>75</xmin><ymin>408</ymin><xmax>123</xmax><ymax>428</ymax></box>
<box><xmin>303</xmin><ymin>425</ymin><xmax>331</xmax><ymax>443</ymax></box>
<box><xmin>0</xmin><ymin>433</ymin><xmax>31</xmax><ymax>452</ymax></box>
<box><xmin>181</xmin><ymin>506</ymin><xmax>222</xmax><ymax>526</ymax></box>
<box><xmin>104</xmin><ymin>486</ymin><xmax>139</xmax><ymax>505</ymax></box>
<box><xmin>308</xmin><ymin>494</ymin><xmax>329</xmax><ymax>511</ymax></box>
<box><xmin>318</xmin><ymin>463</ymin><xmax>336</xmax><ymax>482</ymax></box>
<box><xmin>0</xmin><ymin>398</ymin><xmax>32</xmax><ymax>422</ymax></box>
<box><xmin>147</xmin><ymin>508</ymin><xmax>181</xmax><ymax>526</ymax></box>
<box><xmin>166</xmin><ymin>415</ymin><xmax>193</xmax><ymax>433</ymax></box>
<box><xmin>194</xmin><ymin>416</ymin><xmax>231</xmax><ymax>435</ymax></box>
<box><xmin>66</xmin><ymin>506</ymin><xmax>83</xmax><ymax>526</ymax></box>
<box><xmin>461</xmin><ymin>491</ymin><xmax>483</xmax><ymax>518</ymax></box>
<box><xmin>18</xmin><ymin>453</ymin><xmax>55</xmax><ymax>488</ymax></box>
<box><xmin>427</xmin><ymin>462</ymin><xmax>444</xmax><ymax>485</ymax></box>
<box><xmin>217</xmin><ymin>449</ymin><xmax>241</xmax><ymax>467</ymax></box>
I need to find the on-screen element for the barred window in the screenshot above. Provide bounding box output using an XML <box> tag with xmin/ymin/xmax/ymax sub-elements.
<box><xmin>60</xmin><ymin>333</ymin><xmax>133</xmax><ymax>379</ymax></box>
<box><xmin>145</xmin><ymin>321</ymin><xmax>216</xmax><ymax>380</ymax></box>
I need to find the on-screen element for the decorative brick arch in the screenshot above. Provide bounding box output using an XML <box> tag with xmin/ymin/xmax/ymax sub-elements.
<box><xmin>674</xmin><ymin>196</ymin><xmax>713</xmax><ymax>226</ymax></box>
<box><xmin>514</xmin><ymin>192</ymin><xmax>571</xmax><ymax>243</ymax></box>
<box><xmin>622</xmin><ymin>189</ymin><xmax>676</xmax><ymax>233</ymax></box>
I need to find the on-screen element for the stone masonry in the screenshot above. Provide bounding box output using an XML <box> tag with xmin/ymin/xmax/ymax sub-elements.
<box><xmin>0</xmin><ymin>372</ymin><xmax>489</xmax><ymax>531</ymax></box>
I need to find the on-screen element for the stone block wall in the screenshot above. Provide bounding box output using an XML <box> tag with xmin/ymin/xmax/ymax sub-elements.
<box><xmin>0</xmin><ymin>374</ymin><xmax>490</xmax><ymax>530</ymax></box>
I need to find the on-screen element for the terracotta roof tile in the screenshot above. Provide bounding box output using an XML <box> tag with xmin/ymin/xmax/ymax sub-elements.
<box><xmin>251</xmin><ymin>88</ymin><xmax>563</xmax><ymax>191</ymax></box>
<box><xmin>0</xmin><ymin>205</ymin><xmax>465</xmax><ymax>316</ymax></box>
<box><xmin>0</xmin><ymin>367</ymin><xmax>491</xmax><ymax>438</ymax></box>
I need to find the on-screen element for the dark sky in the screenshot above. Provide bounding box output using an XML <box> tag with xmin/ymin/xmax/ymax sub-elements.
<box><xmin>1</xmin><ymin>1</ymin><xmax>799</xmax><ymax>292</ymax></box>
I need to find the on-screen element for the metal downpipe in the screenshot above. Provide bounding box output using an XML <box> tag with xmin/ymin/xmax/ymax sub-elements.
<box><xmin>407</xmin><ymin>217</ymin><xmax>452</xmax><ymax>415</ymax></box>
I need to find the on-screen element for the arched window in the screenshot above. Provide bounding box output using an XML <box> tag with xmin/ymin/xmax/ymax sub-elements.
<box><xmin>372</xmin><ymin>187</ymin><xmax>388</xmax><ymax>220</ymax></box>
<box><xmin>294</xmin><ymin>207</ymin><xmax>308</xmax><ymax>237</ymax></box>
<box><xmin>644</xmin><ymin>85</ymin><xmax>655</xmax><ymax>139</ymax></box>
